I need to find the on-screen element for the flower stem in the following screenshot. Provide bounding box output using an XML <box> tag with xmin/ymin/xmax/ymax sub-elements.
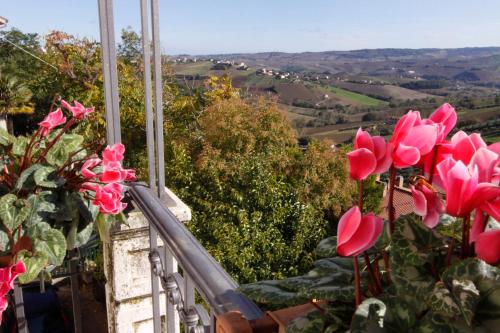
<box><xmin>363</xmin><ymin>251</ymin><xmax>382</xmax><ymax>294</ymax></box>
<box><xmin>373</xmin><ymin>257</ymin><xmax>382</xmax><ymax>287</ymax></box>
<box><xmin>388</xmin><ymin>165</ymin><xmax>397</xmax><ymax>234</ymax></box>
<box><xmin>428</xmin><ymin>144</ymin><xmax>440</xmax><ymax>184</ymax></box>
<box><xmin>35</xmin><ymin>118</ymin><xmax>77</xmax><ymax>164</ymax></box>
<box><xmin>461</xmin><ymin>214</ymin><xmax>471</xmax><ymax>258</ymax></box>
<box><xmin>353</xmin><ymin>256</ymin><xmax>362</xmax><ymax>307</ymax></box>
<box><xmin>359</xmin><ymin>180</ymin><xmax>364</xmax><ymax>212</ymax></box>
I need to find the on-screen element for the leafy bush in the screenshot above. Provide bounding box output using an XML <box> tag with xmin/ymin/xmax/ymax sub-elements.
<box><xmin>164</xmin><ymin>95</ymin><xmax>356</xmax><ymax>283</ymax></box>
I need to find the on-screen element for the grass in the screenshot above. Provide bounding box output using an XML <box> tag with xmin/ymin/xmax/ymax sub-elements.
<box><xmin>173</xmin><ymin>62</ymin><xmax>213</xmax><ymax>76</ymax></box>
<box><xmin>327</xmin><ymin>86</ymin><xmax>387</xmax><ymax>107</ymax></box>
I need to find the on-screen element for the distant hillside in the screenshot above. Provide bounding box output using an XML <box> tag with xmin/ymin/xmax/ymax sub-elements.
<box><xmin>170</xmin><ymin>47</ymin><xmax>500</xmax><ymax>145</ymax></box>
<box><xmin>189</xmin><ymin>47</ymin><xmax>500</xmax><ymax>84</ymax></box>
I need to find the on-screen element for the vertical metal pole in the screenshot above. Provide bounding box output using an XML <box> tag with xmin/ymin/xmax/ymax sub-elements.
<box><xmin>141</xmin><ymin>1</ymin><xmax>161</xmax><ymax>332</ymax></box>
<box><xmin>70</xmin><ymin>257</ymin><xmax>83</xmax><ymax>333</ymax></box>
<box><xmin>151</xmin><ymin>0</ymin><xmax>165</xmax><ymax>198</ymax></box>
<box><xmin>140</xmin><ymin>0</ymin><xmax>157</xmax><ymax>191</ymax></box>
<box><xmin>13</xmin><ymin>281</ymin><xmax>28</xmax><ymax>333</ymax></box>
<box><xmin>97</xmin><ymin>0</ymin><xmax>114</xmax><ymax>144</ymax></box>
<box><xmin>98</xmin><ymin>0</ymin><xmax>121</xmax><ymax>145</ymax></box>
<box><xmin>184</xmin><ymin>276</ymin><xmax>195</xmax><ymax>333</ymax></box>
<box><xmin>165</xmin><ymin>247</ymin><xmax>180</xmax><ymax>333</ymax></box>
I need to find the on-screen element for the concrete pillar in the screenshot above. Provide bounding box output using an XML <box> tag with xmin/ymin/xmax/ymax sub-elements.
<box><xmin>104</xmin><ymin>187</ymin><xmax>191</xmax><ymax>333</ymax></box>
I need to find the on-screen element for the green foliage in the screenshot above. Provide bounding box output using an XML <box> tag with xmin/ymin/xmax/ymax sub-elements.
<box><xmin>0</xmin><ymin>69</ymin><xmax>33</xmax><ymax>118</ymax></box>
<box><xmin>0</xmin><ymin>194</ymin><xmax>30</xmax><ymax>230</ymax></box>
<box><xmin>241</xmin><ymin>214</ymin><xmax>500</xmax><ymax>332</ymax></box>
<box><xmin>17</xmin><ymin>250</ymin><xmax>49</xmax><ymax>284</ymax></box>
<box><xmin>118</xmin><ymin>27</ymin><xmax>142</xmax><ymax>64</ymax></box>
<box><xmin>165</xmin><ymin>97</ymin><xmax>355</xmax><ymax>283</ymax></box>
<box><xmin>27</xmin><ymin>222</ymin><xmax>67</xmax><ymax>266</ymax></box>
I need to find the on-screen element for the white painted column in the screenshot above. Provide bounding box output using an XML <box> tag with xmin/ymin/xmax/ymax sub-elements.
<box><xmin>104</xmin><ymin>187</ymin><xmax>190</xmax><ymax>333</ymax></box>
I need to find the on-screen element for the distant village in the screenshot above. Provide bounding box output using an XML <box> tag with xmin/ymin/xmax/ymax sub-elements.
<box><xmin>170</xmin><ymin>56</ymin><xmax>425</xmax><ymax>83</ymax></box>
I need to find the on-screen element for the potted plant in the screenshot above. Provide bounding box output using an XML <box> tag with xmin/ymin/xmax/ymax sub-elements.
<box><xmin>241</xmin><ymin>103</ymin><xmax>500</xmax><ymax>332</ymax></box>
<box><xmin>0</xmin><ymin>100</ymin><xmax>135</xmax><ymax>323</ymax></box>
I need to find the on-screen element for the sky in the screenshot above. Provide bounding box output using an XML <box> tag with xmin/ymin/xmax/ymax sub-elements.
<box><xmin>2</xmin><ymin>0</ymin><xmax>500</xmax><ymax>55</ymax></box>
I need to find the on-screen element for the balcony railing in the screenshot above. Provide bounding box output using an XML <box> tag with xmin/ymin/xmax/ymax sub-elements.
<box><xmin>129</xmin><ymin>183</ymin><xmax>264</xmax><ymax>332</ymax></box>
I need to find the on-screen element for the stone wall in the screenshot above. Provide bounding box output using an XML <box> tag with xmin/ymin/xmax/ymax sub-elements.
<box><xmin>104</xmin><ymin>187</ymin><xmax>191</xmax><ymax>333</ymax></box>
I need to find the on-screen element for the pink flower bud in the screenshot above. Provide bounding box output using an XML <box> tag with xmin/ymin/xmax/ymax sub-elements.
<box><xmin>336</xmin><ymin>206</ymin><xmax>383</xmax><ymax>257</ymax></box>
<box><xmin>38</xmin><ymin>108</ymin><xmax>66</xmax><ymax>136</ymax></box>
<box><xmin>61</xmin><ymin>99</ymin><xmax>94</xmax><ymax>120</ymax></box>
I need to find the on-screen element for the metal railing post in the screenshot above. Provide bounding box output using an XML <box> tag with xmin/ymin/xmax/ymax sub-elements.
<box><xmin>165</xmin><ymin>247</ymin><xmax>180</xmax><ymax>333</ymax></box>
<box><xmin>139</xmin><ymin>1</ymin><xmax>161</xmax><ymax>331</ymax></box>
<box><xmin>151</xmin><ymin>0</ymin><xmax>165</xmax><ymax>200</ymax></box>
<box><xmin>13</xmin><ymin>281</ymin><xmax>28</xmax><ymax>333</ymax></box>
<box><xmin>98</xmin><ymin>0</ymin><xmax>121</xmax><ymax>145</ymax></box>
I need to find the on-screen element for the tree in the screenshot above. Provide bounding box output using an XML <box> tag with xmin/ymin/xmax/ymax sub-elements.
<box><xmin>0</xmin><ymin>69</ymin><xmax>33</xmax><ymax>133</ymax></box>
<box><xmin>118</xmin><ymin>27</ymin><xmax>142</xmax><ymax>64</ymax></box>
<box><xmin>164</xmin><ymin>95</ymin><xmax>356</xmax><ymax>283</ymax></box>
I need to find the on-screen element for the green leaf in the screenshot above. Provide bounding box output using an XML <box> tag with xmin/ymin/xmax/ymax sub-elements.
<box><xmin>315</xmin><ymin>236</ymin><xmax>336</xmax><ymax>258</ymax></box>
<box><xmin>427</xmin><ymin>280</ymin><xmax>479</xmax><ymax>325</ymax></box>
<box><xmin>298</xmin><ymin>283</ymin><xmax>355</xmax><ymax>302</ymax></box>
<box><xmin>59</xmin><ymin>134</ymin><xmax>84</xmax><ymax>153</ymax></box>
<box><xmin>0</xmin><ymin>127</ymin><xmax>13</xmax><ymax>145</ymax></box>
<box><xmin>75</xmin><ymin>222</ymin><xmax>94</xmax><ymax>248</ymax></box>
<box><xmin>0</xmin><ymin>194</ymin><xmax>31</xmax><ymax>230</ymax></box>
<box><xmin>33</xmin><ymin>166</ymin><xmax>59</xmax><ymax>188</ymax></box>
<box><xmin>451</xmin><ymin>279</ymin><xmax>480</xmax><ymax>325</ymax></box>
<box><xmin>26</xmin><ymin>191</ymin><xmax>57</xmax><ymax>226</ymax></box>
<box><xmin>28</xmin><ymin>222</ymin><xmax>67</xmax><ymax>266</ymax></box>
<box><xmin>12</xmin><ymin>136</ymin><xmax>28</xmax><ymax>156</ymax></box>
<box><xmin>351</xmin><ymin>298</ymin><xmax>387</xmax><ymax>333</ymax></box>
<box><xmin>95</xmin><ymin>213</ymin><xmax>110</xmax><ymax>243</ymax></box>
<box><xmin>415</xmin><ymin>313</ymin><xmax>473</xmax><ymax>333</ymax></box>
<box><xmin>442</xmin><ymin>259</ymin><xmax>500</xmax><ymax>293</ymax></box>
<box><xmin>17</xmin><ymin>249</ymin><xmax>49</xmax><ymax>284</ymax></box>
<box><xmin>442</xmin><ymin>258</ymin><xmax>500</xmax><ymax>321</ymax></box>
<box><xmin>390</xmin><ymin>214</ymin><xmax>444</xmax><ymax>314</ymax></box>
<box><xmin>391</xmin><ymin>214</ymin><xmax>444</xmax><ymax>267</ymax></box>
<box><xmin>45</xmin><ymin>142</ymin><xmax>68</xmax><ymax>166</ymax></box>
<box><xmin>286</xmin><ymin>310</ymin><xmax>325</xmax><ymax>333</ymax></box>
<box><xmin>115</xmin><ymin>212</ymin><xmax>129</xmax><ymax>227</ymax></box>
<box><xmin>239</xmin><ymin>280</ymin><xmax>309</xmax><ymax>306</ymax></box>
<box><xmin>15</xmin><ymin>164</ymin><xmax>42</xmax><ymax>190</ymax></box>
<box><xmin>0</xmin><ymin>231</ymin><xmax>9</xmax><ymax>251</ymax></box>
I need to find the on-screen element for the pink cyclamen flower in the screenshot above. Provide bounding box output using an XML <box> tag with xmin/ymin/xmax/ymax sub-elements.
<box><xmin>450</xmin><ymin>131</ymin><xmax>487</xmax><ymax>166</ymax></box>
<box><xmin>475</xmin><ymin>229</ymin><xmax>500</xmax><ymax>265</ymax></box>
<box><xmin>336</xmin><ymin>206</ymin><xmax>383</xmax><ymax>257</ymax></box>
<box><xmin>93</xmin><ymin>183</ymin><xmax>127</xmax><ymax>215</ymax></box>
<box><xmin>390</xmin><ymin>110</ymin><xmax>439</xmax><ymax>168</ymax></box>
<box><xmin>102</xmin><ymin>143</ymin><xmax>125</xmax><ymax>166</ymax></box>
<box><xmin>81</xmin><ymin>158</ymin><xmax>101</xmax><ymax>179</ymax></box>
<box><xmin>0</xmin><ymin>261</ymin><xmax>26</xmax><ymax>297</ymax></box>
<box><xmin>347</xmin><ymin>128</ymin><xmax>392</xmax><ymax>180</ymax></box>
<box><xmin>470</xmin><ymin>209</ymin><xmax>487</xmax><ymax>244</ymax></box>
<box><xmin>38</xmin><ymin>108</ymin><xmax>67</xmax><ymax>136</ymax></box>
<box><xmin>124</xmin><ymin>169</ymin><xmax>136</xmax><ymax>181</ymax></box>
<box><xmin>428</xmin><ymin>103</ymin><xmax>457</xmax><ymax>142</ymax></box>
<box><xmin>488</xmin><ymin>142</ymin><xmax>500</xmax><ymax>185</ymax></box>
<box><xmin>411</xmin><ymin>182</ymin><xmax>445</xmax><ymax>228</ymax></box>
<box><xmin>0</xmin><ymin>296</ymin><xmax>7</xmax><ymax>324</ymax></box>
<box><xmin>61</xmin><ymin>99</ymin><xmax>94</xmax><ymax>120</ymax></box>
<box><xmin>99</xmin><ymin>161</ymin><xmax>128</xmax><ymax>183</ymax></box>
<box><xmin>437</xmin><ymin>158</ymin><xmax>500</xmax><ymax>219</ymax></box>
